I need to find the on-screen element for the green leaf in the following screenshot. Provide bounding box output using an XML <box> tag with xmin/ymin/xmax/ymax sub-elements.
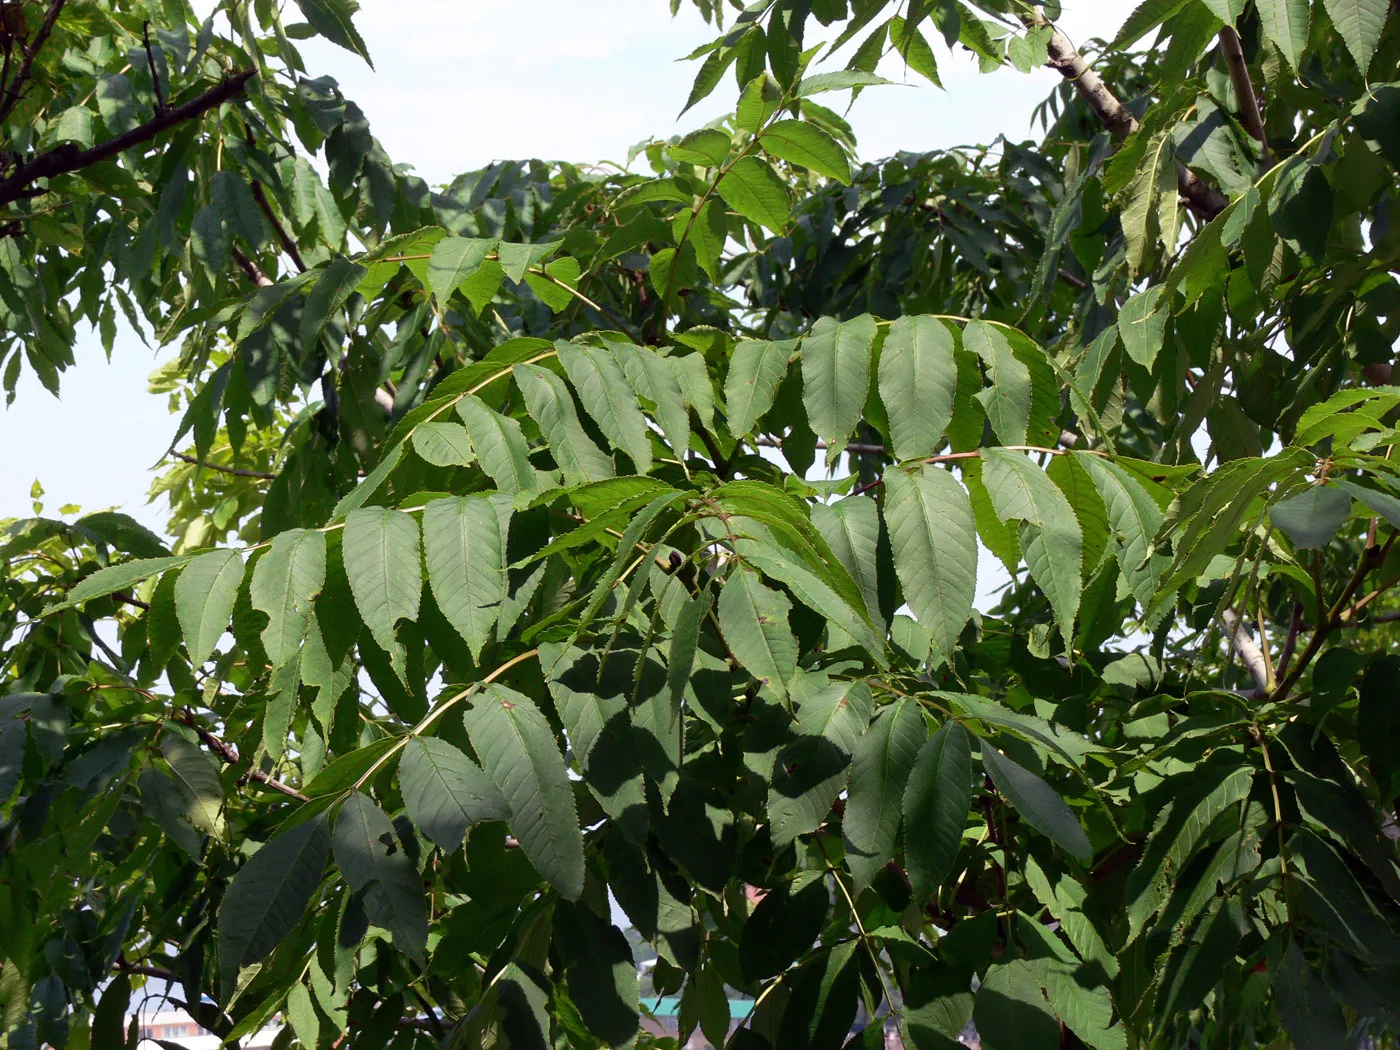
<box><xmin>554</xmin><ymin>900</ymin><xmax>641</xmax><ymax>1046</ymax></box>
<box><xmin>457</xmin><ymin>393</ymin><xmax>541</xmax><ymax>495</ymax></box>
<box><xmin>669</xmin><ymin>127</ymin><xmax>732</xmax><ymax>166</ymax></box>
<box><xmin>796</xmin><ymin>70</ymin><xmax>892</xmax><ymax>95</ymax></box>
<box><xmin>760</xmin><ymin>119</ymin><xmax>852</xmax><ymax>183</ymax></box>
<box><xmin>1276</xmin><ymin>940</ymin><xmax>1347</xmax><ymax>1050</ymax></box>
<box><xmin>1323</xmin><ymin>0</ymin><xmax>1388</xmax><ymax>74</ymax></box>
<box><xmin>1257</xmin><ymin>0</ymin><xmax>1311</xmax><ymax>71</ymax></box>
<box><xmin>878</xmin><ymin>315</ymin><xmax>957</xmax><ymax>460</ymax></box>
<box><xmin>981</xmin><ymin>449</ymin><xmax>1082</xmax><ymax>651</ymax></box>
<box><xmin>1077</xmin><ymin>454</ymin><xmax>1165</xmax><ymax>610</ymax></box>
<box><xmin>801</xmin><ymin>314</ymin><xmax>877</xmax><ymax>462</ymax></box>
<box><xmin>1119</xmin><ymin>131</ymin><xmax>1173</xmax><ymax>277</ymax></box>
<box><xmin>714</xmin><ymin>156</ymin><xmax>792</xmax><ymax>233</ymax></box>
<box><xmin>1269</xmin><ymin>485</ymin><xmax>1352</xmax><ymax>549</ymax></box>
<box><xmin>980</xmin><ymin>742</ymin><xmax>1091</xmax><ymax>862</ymax></box>
<box><xmin>811</xmin><ymin>496</ymin><xmax>883</xmax><ymax>633</ymax></box>
<box><xmin>725</xmin><ymin>338</ymin><xmax>792</xmax><ymax>439</ymax></box>
<box><xmin>294</xmin><ymin>0</ymin><xmax>373</xmax><ymax>67</ymax></box>
<box><xmin>173</xmin><ymin>549</ymin><xmax>243</xmax><ymax>666</ymax></box>
<box><xmin>718</xmin><ymin>565</ymin><xmax>798</xmax><ymax>700</ymax></box>
<box><xmin>975</xmin><ymin>959</ymin><xmax>1060</xmax><ymax>1050</ymax></box>
<box><xmin>1334</xmin><ymin>479</ymin><xmax>1400</xmax><ymax>530</ymax></box>
<box><xmin>96</xmin><ymin>73</ymin><xmax>137</xmax><ymax>134</ymax></box>
<box><xmin>740</xmin><ymin>873</ymin><xmax>831</xmax><ymax>981</ymax></box>
<box><xmin>1123</xmin><ymin>761</ymin><xmax>1253</xmax><ymax>939</ymax></box>
<box><xmin>411</xmin><ymin>421</ymin><xmax>475</xmax><ymax>467</ymax></box>
<box><xmin>301</xmin><ymin>257</ymin><xmax>366</xmax><ymax>354</ymax></box>
<box><xmin>342</xmin><ymin>508</ymin><xmax>421</xmax><ymax>665</ymax></box>
<box><xmin>514</xmin><ymin>363</ymin><xmax>615</xmax><ymax>485</ymax></box>
<box><xmin>903</xmin><ymin>721</ymin><xmax>973</xmax><ymax>905</ymax></box>
<box><xmin>883</xmin><ymin>465</ymin><xmax>976</xmax><ymax>665</ymax></box>
<box><xmin>190</xmin><ymin>205</ymin><xmax>227</xmax><ymax>277</ymax></box>
<box><xmin>423</xmin><ymin>494</ymin><xmax>509</xmax><ymax>661</ymax></box>
<box><xmin>844</xmin><ymin>697</ymin><xmax>926</xmax><ymax>891</ymax></box>
<box><xmin>1117</xmin><ymin>286</ymin><xmax>1169</xmax><ymax>370</ymax></box>
<box><xmin>609</xmin><ymin>341</ymin><xmax>692</xmax><ymax>466</ymax></box>
<box><xmin>162</xmin><ymin>734</ymin><xmax>223</xmax><ymax>837</ymax></box>
<box><xmin>769</xmin><ymin>678</ymin><xmax>873</xmax><ymax>846</ymax></box>
<box><xmin>250</xmin><ymin>529</ymin><xmax>327</xmax><ymax>670</ymax></box>
<box><xmin>427</xmin><ymin>236</ymin><xmax>495</xmax><ymax>303</ymax></box>
<box><xmin>332</xmin><ymin>792</ymin><xmax>427</xmax><ymax>964</ymax></box>
<box><xmin>212</xmin><ymin>169</ymin><xmax>263</xmax><ymax>249</ymax></box>
<box><xmin>138</xmin><ymin>768</ymin><xmax>204</xmax><ymax>857</ymax></box>
<box><xmin>398</xmin><ymin>736</ymin><xmax>508</xmax><ymax>851</ymax></box>
<box><xmin>44</xmin><ymin>555</ymin><xmax>190</xmax><ymax>613</ymax></box>
<box><xmin>218</xmin><ymin>818</ymin><xmax>330</xmax><ymax>994</ymax></box>
<box><xmin>965</xmin><ymin>321</ymin><xmax>1031</xmax><ymax>446</ymax></box>
<box><xmin>556</xmin><ymin>342</ymin><xmax>653</xmax><ymax>474</ymax></box>
<box><xmin>524</xmin><ymin>256</ymin><xmax>582</xmax><ymax>311</ymax></box>
<box><xmin>465</xmin><ymin>683</ymin><xmax>585</xmax><ymax>900</ymax></box>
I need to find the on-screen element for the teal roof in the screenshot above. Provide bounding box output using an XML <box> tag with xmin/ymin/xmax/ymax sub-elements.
<box><xmin>645</xmin><ymin>996</ymin><xmax>753</xmax><ymax>1021</ymax></box>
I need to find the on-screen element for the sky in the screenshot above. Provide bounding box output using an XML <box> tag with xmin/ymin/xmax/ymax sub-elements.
<box><xmin>0</xmin><ymin>0</ymin><xmax>1128</xmax><ymax>600</ymax></box>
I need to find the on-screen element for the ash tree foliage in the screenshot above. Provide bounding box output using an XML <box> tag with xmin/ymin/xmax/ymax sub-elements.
<box><xmin>5</xmin><ymin>0</ymin><xmax>1400</xmax><ymax>1048</ymax></box>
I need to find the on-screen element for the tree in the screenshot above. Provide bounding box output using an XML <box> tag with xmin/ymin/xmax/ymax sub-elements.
<box><xmin>3</xmin><ymin>0</ymin><xmax>1400</xmax><ymax>1047</ymax></box>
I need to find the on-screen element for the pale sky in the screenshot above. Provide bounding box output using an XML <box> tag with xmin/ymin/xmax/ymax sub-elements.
<box><xmin>2</xmin><ymin>0</ymin><xmax>1127</xmax><ymax>596</ymax></box>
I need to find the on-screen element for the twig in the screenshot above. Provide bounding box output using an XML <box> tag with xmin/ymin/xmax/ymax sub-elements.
<box><xmin>1270</xmin><ymin>533</ymin><xmax>1397</xmax><ymax>702</ymax></box>
<box><xmin>1275</xmin><ymin>601</ymin><xmax>1303</xmax><ymax>679</ymax></box>
<box><xmin>0</xmin><ymin>0</ymin><xmax>67</xmax><ymax>126</ymax></box>
<box><xmin>168</xmin><ymin>449</ymin><xmax>276</xmax><ymax>480</ymax></box>
<box><xmin>1218</xmin><ymin>27</ymin><xmax>1267</xmax><ymax>154</ymax></box>
<box><xmin>0</xmin><ymin>69</ymin><xmax>255</xmax><ymax>207</ymax></box>
<box><xmin>142</xmin><ymin>21</ymin><xmax>165</xmax><ymax>114</ymax></box>
<box><xmin>231</xmin><ymin>244</ymin><xmax>273</xmax><ymax>288</ymax></box>
<box><xmin>1035</xmin><ymin>20</ymin><xmax>1227</xmax><ymax>219</ymax></box>
<box><xmin>175</xmin><ymin>709</ymin><xmax>310</xmax><ymax>802</ymax></box>
<box><xmin>113</xmin><ymin>591</ymin><xmax>151</xmax><ymax>611</ymax></box>
<box><xmin>114</xmin><ymin>957</ymin><xmax>177</xmax><ymax>982</ymax></box>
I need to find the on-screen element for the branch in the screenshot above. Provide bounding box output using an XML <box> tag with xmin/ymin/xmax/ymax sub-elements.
<box><xmin>1218</xmin><ymin>27</ymin><xmax>1267</xmax><ymax>151</ymax></box>
<box><xmin>231</xmin><ymin>244</ymin><xmax>272</xmax><ymax>287</ymax></box>
<box><xmin>251</xmin><ymin>179</ymin><xmax>306</xmax><ymax>272</ymax></box>
<box><xmin>142</xmin><ymin>21</ymin><xmax>165</xmax><ymax>114</ymax></box>
<box><xmin>1222</xmin><ymin>609</ymin><xmax>1270</xmax><ymax>694</ymax></box>
<box><xmin>175</xmin><ymin>709</ymin><xmax>310</xmax><ymax>802</ymax></box>
<box><xmin>1037</xmin><ymin>23</ymin><xmax>1228</xmax><ymax>220</ymax></box>
<box><xmin>0</xmin><ymin>69</ymin><xmax>255</xmax><ymax>207</ymax></box>
<box><xmin>0</xmin><ymin>0</ymin><xmax>66</xmax><ymax>126</ymax></box>
<box><xmin>168</xmin><ymin>449</ymin><xmax>276</xmax><ymax>480</ymax></box>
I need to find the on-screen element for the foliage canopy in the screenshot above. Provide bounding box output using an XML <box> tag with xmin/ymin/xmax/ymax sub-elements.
<box><xmin>4</xmin><ymin>0</ymin><xmax>1400</xmax><ymax>1048</ymax></box>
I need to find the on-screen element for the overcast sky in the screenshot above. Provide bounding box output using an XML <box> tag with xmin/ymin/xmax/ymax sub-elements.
<box><xmin>1</xmin><ymin>0</ymin><xmax>1127</xmax><ymax>587</ymax></box>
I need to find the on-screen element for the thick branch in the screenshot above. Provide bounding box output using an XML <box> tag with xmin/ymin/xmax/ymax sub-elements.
<box><xmin>0</xmin><ymin>69</ymin><xmax>255</xmax><ymax>207</ymax></box>
<box><xmin>168</xmin><ymin>449</ymin><xmax>275</xmax><ymax>480</ymax></box>
<box><xmin>1222</xmin><ymin>609</ymin><xmax>1270</xmax><ymax>694</ymax></box>
<box><xmin>0</xmin><ymin>0</ymin><xmax>66</xmax><ymax>126</ymax></box>
<box><xmin>1039</xmin><ymin>25</ymin><xmax>1228</xmax><ymax>220</ymax></box>
<box><xmin>231</xmin><ymin>244</ymin><xmax>272</xmax><ymax>287</ymax></box>
<box><xmin>1218</xmin><ymin>27</ymin><xmax>1267</xmax><ymax>150</ymax></box>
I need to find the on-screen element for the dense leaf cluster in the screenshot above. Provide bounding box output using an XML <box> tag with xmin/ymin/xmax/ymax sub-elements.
<box><xmin>4</xmin><ymin>1</ymin><xmax>1400</xmax><ymax>1049</ymax></box>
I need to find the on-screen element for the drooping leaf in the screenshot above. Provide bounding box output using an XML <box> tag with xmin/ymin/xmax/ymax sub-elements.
<box><xmin>514</xmin><ymin>362</ymin><xmax>615</xmax><ymax>485</ymax></box>
<box><xmin>457</xmin><ymin>393</ymin><xmax>541</xmax><ymax>495</ymax></box>
<box><xmin>903</xmin><ymin>721</ymin><xmax>973</xmax><ymax>905</ymax></box>
<box><xmin>980</xmin><ymin>742</ymin><xmax>1091</xmax><ymax>863</ymax></box>
<box><xmin>1269</xmin><ymin>485</ymin><xmax>1352</xmax><ymax>549</ymax></box>
<box><xmin>1257</xmin><ymin>0</ymin><xmax>1310</xmax><ymax>71</ymax></box>
<box><xmin>556</xmin><ymin>342</ymin><xmax>653</xmax><ymax>474</ymax></box>
<box><xmin>974</xmin><ymin>959</ymin><xmax>1059</xmax><ymax>1050</ymax></box>
<box><xmin>1322</xmin><ymin>0</ymin><xmax>1389</xmax><ymax>74</ymax></box>
<box><xmin>843</xmin><ymin>697</ymin><xmax>926</xmax><ymax>891</ymax></box>
<box><xmin>342</xmin><ymin>507</ymin><xmax>421</xmax><ymax>664</ymax></box>
<box><xmin>465</xmin><ymin>684</ymin><xmax>585</xmax><ymax>900</ymax></box>
<box><xmin>981</xmin><ymin>449</ymin><xmax>1082</xmax><ymax>651</ymax></box>
<box><xmin>399</xmin><ymin>736</ymin><xmax>508</xmax><ymax>851</ymax></box>
<box><xmin>250</xmin><ymin>529</ymin><xmax>327</xmax><ymax>670</ymax></box>
<box><xmin>295</xmin><ymin>0</ymin><xmax>373</xmax><ymax>67</ymax></box>
<box><xmin>801</xmin><ymin>314</ymin><xmax>877</xmax><ymax>462</ymax></box>
<box><xmin>883</xmin><ymin>465</ymin><xmax>976</xmax><ymax>665</ymax></box>
<box><xmin>423</xmin><ymin>494</ymin><xmax>509</xmax><ymax>660</ymax></box>
<box><xmin>718</xmin><ymin>565</ymin><xmax>798</xmax><ymax>701</ymax></box>
<box><xmin>965</xmin><ymin>321</ymin><xmax>1031</xmax><ymax>446</ymax></box>
<box><xmin>769</xmin><ymin>678</ymin><xmax>873</xmax><ymax>846</ymax></box>
<box><xmin>218</xmin><ymin>818</ymin><xmax>331</xmax><ymax>993</ymax></box>
<box><xmin>878</xmin><ymin>315</ymin><xmax>957</xmax><ymax>460</ymax></box>
<box><xmin>174</xmin><ymin>549</ymin><xmax>243</xmax><ymax>666</ymax></box>
<box><xmin>333</xmin><ymin>792</ymin><xmax>428</xmax><ymax>964</ymax></box>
